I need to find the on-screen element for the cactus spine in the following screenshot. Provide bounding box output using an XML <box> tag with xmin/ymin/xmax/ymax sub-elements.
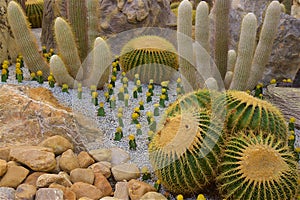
<box><xmin>86</xmin><ymin>0</ymin><xmax>99</xmax><ymax>52</ymax></box>
<box><xmin>50</xmin><ymin>55</ymin><xmax>75</xmax><ymax>87</ymax></box>
<box><xmin>214</xmin><ymin>0</ymin><xmax>230</xmax><ymax>79</ymax></box>
<box><xmin>25</xmin><ymin>0</ymin><xmax>44</xmax><ymax>28</ymax></box>
<box><xmin>67</xmin><ymin>0</ymin><xmax>89</xmax><ymax>62</ymax></box>
<box><xmin>246</xmin><ymin>1</ymin><xmax>281</xmax><ymax>90</ymax></box>
<box><xmin>7</xmin><ymin>1</ymin><xmax>50</xmax><ymax>77</ymax></box>
<box><xmin>54</xmin><ymin>17</ymin><xmax>81</xmax><ymax>80</ymax></box>
<box><xmin>177</xmin><ymin>0</ymin><xmax>200</xmax><ymax>90</ymax></box>
<box><xmin>149</xmin><ymin>108</ymin><xmax>223</xmax><ymax>194</ymax></box>
<box><xmin>217</xmin><ymin>130</ymin><xmax>299</xmax><ymax>200</ymax></box>
<box><xmin>0</xmin><ymin>0</ymin><xmax>8</xmax><ymax>64</ymax></box>
<box><xmin>84</xmin><ymin>37</ymin><xmax>111</xmax><ymax>89</ymax></box>
<box><xmin>229</xmin><ymin>13</ymin><xmax>257</xmax><ymax>90</ymax></box>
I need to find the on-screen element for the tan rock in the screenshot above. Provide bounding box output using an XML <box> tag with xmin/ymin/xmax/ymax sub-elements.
<box><xmin>94</xmin><ymin>172</ymin><xmax>113</xmax><ymax>197</ymax></box>
<box><xmin>0</xmin><ymin>165</ymin><xmax>29</xmax><ymax>188</ymax></box>
<box><xmin>100</xmin><ymin>197</ymin><xmax>120</xmax><ymax>200</ymax></box>
<box><xmin>9</xmin><ymin>146</ymin><xmax>56</xmax><ymax>172</ymax></box>
<box><xmin>0</xmin><ymin>159</ymin><xmax>7</xmax><ymax>177</ymax></box>
<box><xmin>70</xmin><ymin>168</ymin><xmax>94</xmax><ymax>184</ymax></box>
<box><xmin>128</xmin><ymin>179</ymin><xmax>156</xmax><ymax>200</ymax></box>
<box><xmin>89</xmin><ymin>149</ymin><xmax>112</xmax><ymax>162</ymax></box>
<box><xmin>114</xmin><ymin>181</ymin><xmax>129</xmax><ymax>200</ymax></box>
<box><xmin>71</xmin><ymin>182</ymin><xmax>103</xmax><ymax>200</ymax></box>
<box><xmin>36</xmin><ymin>173</ymin><xmax>72</xmax><ymax>188</ymax></box>
<box><xmin>78</xmin><ymin>151</ymin><xmax>95</xmax><ymax>168</ymax></box>
<box><xmin>49</xmin><ymin>183</ymin><xmax>76</xmax><ymax>200</ymax></box>
<box><xmin>57</xmin><ymin>172</ymin><xmax>72</xmax><ymax>187</ymax></box>
<box><xmin>40</xmin><ymin>135</ymin><xmax>74</xmax><ymax>155</ymax></box>
<box><xmin>7</xmin><ymin>160</ymin><xmax>21</xmax><ymax>167</ymax></box>
<box><xmin>140</xmin><ymin>191</ymin><xmax>167</xmax><ymax>200</ymax></box>
<box><xmin>15</xmin><ymin>183</ymin><xmax>37</xmax><ymax>200</ymax></box>
<box><xmin>59</xmin><ymin>149</ymin><xmax>80</xmax><ymax>173</ymax></box>
<box><xmin>0</xmin><ymin>147</ymin><xmax>10</xmax><ymax>161</ymax></box>
<box><xmin>24</xmin><ymin>172</ymin><xmax>46</xmax><ymax>187</ymax></box>
<box><xmin>89</xmin><ymin>161</ymin><xmax>111</xmax><ymax>178</ymax></box>
<box><xmin>35</xmin><ymin>188</ymin><xmax>64</xmax><ymax>200</ymax></box>
<box><xmin>78</xmin><ymin>198</ymin><xmax>94</xmax><ymax>200</ymax></box>
<box><xmin>0</xmin><ymin>85</ymin><xmax>102</xmax><ymax>152</ymax></box>
<box><xmin>111</xmin><ymin>147</ymin><xmax>130</xmax><ymax>166</ymax></box>
<box><xmin>111</xmin><ymin>163</ymin><xmax>140</xmax><ymax>181</ymax></box>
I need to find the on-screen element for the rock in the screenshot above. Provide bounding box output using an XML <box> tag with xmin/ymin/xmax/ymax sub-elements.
<box><xmin>15</xmin><ymin>184</ymin><xmax>37</xmax><ymax>200</ymax></box>
<box><xmin>0</xmin><ymin>159</ymin><xmax>7</xmax><ymax>177</ymax></box>
<box><xmin>89</xmin><ymin>149</ymin><xmax>112</xmax><ymax>162</ymax></box>
<box><xmin>35</xmin><ymin>188</ymin><xmax>64</xmax><ymax>200</ymax></box>
<box><xmin>128</xmin><ymin>179</ymin><xmax>156</xmax><ymax>200</ymax></box>
<box><xmin>78</xmin><ymin>198</ymin><xmax>94</xmax><ymax>200</ymax></box>
<box><xmin>100</xmin><ymin>198</ymin><xmax>120</xmax><ymax>200</ymax></box>
<box><xmin>57</xmin><ymin>172</ymin><xmax>73</xmax><ymax>187</ymax></box>
<box><xmin>0</xmin><ymin>165</ymin><xmax>29</xmax><ymax>188</ymax></box>
<box><xmin>77</xmin><ymin>151</ymin><xmax>95</xmax><ymax>168</ymax></box>
<box><xmin>36</xmin><ymin>173</ymin><xmax>72</xmax><ymax>188</ymax></box>
<box><xmin>114</xmin><ymin>181</ymin><xmax>129</xmax><ymax>200</ymax></box>
<box><xmin>49</xmin><ymin>183</ymin><xmax>76</xmax><ymax>200</ymax></box>
<box><xmin>24</xmin><ymin>172</ymin><xmax>46</xmax><ymax>187</ymax></box>
<box><xmin>40</xmin><ymin>135</ymin><xmax>74</xmax><ymax>155</ymax></box>
<box><xmin>111</xmin><ymin>147</ymin><xmax>130</xmax><ymax>166</ymax></box>
<box><xmin>0</xmin><ymin>147</ymin><xmax>10</xmax><ymax>161</ymax></box>
<box><xmin>94</xmin><ymin>173</ymin><xmax>113</xmax><ymax>197</ymax></box>
<box><xmin>70</xmin><ymin>182</ymin><xmax>103</xmax><ymax>200</ymax></box>
<box><xmin>111</xmin><ymin>163</ymin><xmax>140</xmax><ymax>181</ymax></box>
<box><xmin>265</xmin><ymin>84</ymin><xmax>300</xmax><ymax>128</ymax></box>
<box><xmin>0</xmin><ymin>187</ymin><xmax>15</xmax><ymax>200</ymax></box>
<box><xmin>292</xmin><ymin>0</ymin><xmax>300</xmax><ymax>18</ymax></box>
<box><xmin>140</xmin><ymin>191</ymin><xmax>168</xmax><ymax>200</ymax></box>
<box><xmin>59</xmin><ymin>149</ymin><xmax>80</xmax><ymax>173</ymax></box>
<box><xmin>99</xmin><ymin>0</ymin><xmax>176</xmax><ymax>38</ymax></box>
<box><xmin>89</xmin><ymin>161</ymin><xmax>111</xmax><ymax>178</ymax></box>
<box><xmin>9</xmin><ymin>146</ymin><xmax>56</xmax><ymax>172</ymax></box>
<box><xmin>0</xmin><ymin>85</ymin><xmax>102</xmax><ymax>152</ymax></box>
<box><xmin>70</xmin><ymin>168</ymin><xmax>94</xmax><ymax>184</ymax></box>
<box><xmin>89</xmin><ymin>162</ymin><xmax>111</xmax><ymax>178</ymax></box>
<box><xmin>6</xmin><ymin>161</ymin><xmax>21</xmax><ymax>167</ymax></box>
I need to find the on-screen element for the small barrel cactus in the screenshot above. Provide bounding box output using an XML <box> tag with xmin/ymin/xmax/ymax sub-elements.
<box><xmin>119</xmin><ymin>35</ymin><xmax>178</xmax><ymax>84</ymax></box>
<box><xmin>217</xmin><ymin>130</ymin><xmax>299</xmax><ymax>200</ymax></box>
<box><xmin>25</xmin><ymin>0</ymin><xmax>44</xmax><ymax>28</ymax></box>
<box><xmin>149</xmin><ymin>107</ymin><xmax>223</xmax><ymax>194</ymax></box>
<box><xmin>213</xmin><ymin>90</ymin><xmax>288</xmax><ymax>140</ymax></box>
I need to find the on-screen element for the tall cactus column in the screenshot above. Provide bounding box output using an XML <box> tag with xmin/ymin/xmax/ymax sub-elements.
<box><xmin>214</xmin><ymin>0</ymin><xmax>231</xmax><ymax>80</ymax></box>
<box><xmin>177</xmin><ymin>0</ymin><xmax>200</xmax><ymax>90</ymax></box>
<box><xmin>67</xmin><ymin>0</ymin><xmax>89</xmax><ymax>62</ymax></box>
<box><xmin>0</xmin><ymin>0</ymin><xmax>9</xmax><ymax>64</ymax></box>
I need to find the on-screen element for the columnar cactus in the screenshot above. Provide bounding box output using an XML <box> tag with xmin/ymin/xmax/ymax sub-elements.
<box><xmin>86</xmin><ymin>0</ymin><xmax>100</xmax><ymax>52</ymax></box>
<box><xmin>120</xmin><ymin>35</ymin><xmax>178</xmax><ymax>84</ymax></box>
<box><xmin>7</xmin><ymin>1</ymin><xmax>50</xmax><ymax>78</ymax></box>
<box><xmin>149</xmin><ymin>108</ymin><xmax>223</xmax><ymax>194</ymax></box>
<box><xmin>0</xmin><ymin>0</ymin><xmax>8</xmax><ymax>64</ymax></box>
<box><xmin>217</xmin><ymin>130</ymin><xmax>299</xmax><ymax>200</ymax></box>
<box><xmin>229</xmin><ymin>13</ymin><xmax>257</xmax><ymax>90</ymax></box>
<box><xmin>25</xmin><ymin>0</ymin><xmax>44</xmax><ymax>28</ymax></box>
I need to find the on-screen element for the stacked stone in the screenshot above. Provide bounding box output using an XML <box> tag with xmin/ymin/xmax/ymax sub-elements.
<box><xmin>0</xmin><ymin>135</ymin><xmax>165</xmax><ymax>200</ymax></box>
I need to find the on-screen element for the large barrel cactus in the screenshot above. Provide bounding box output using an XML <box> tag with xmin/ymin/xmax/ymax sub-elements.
<box><xmin>25</xmin><ymin>0</ymin><xmax>44</xmax><ymax>28</ymax></box>
<box><xmin>213</xmin><ymin>90</ymin><xmax>288</xmax><ymax>140</ymax></box>
<box><xmin>119</xmin><ymin>35</ymin><xmax>178</xmax><ymax>84</ymax></box>
<box><xmin>149</xmin><ymin>107</ymin><xmax>223</xmax><ymax>194</ymax></box>
<box><xmin>217</xmin><ymin>130</ymin><xmax>299</xmax><ymax>199</ymax></box>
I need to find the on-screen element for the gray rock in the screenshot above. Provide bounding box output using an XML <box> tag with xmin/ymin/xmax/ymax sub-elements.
<box><xmin>15</xmin><ymin>184</ymin><xmax>36</xmax><ymax>200</ymax></box>
<box><xmin>114</xmin><ymin>182</ymin><xmax>129</xmax><ymax>200</ymax></box>
<box><xmin>0</xmin><ymin>187</ymin><xmax>15</xmax><ymax>200</ymax></box>
<box><xmin>111</xmin><ymin>163</ymin><xmax>140</xmax><ymax>181</ymax></box>
<box><xmin>35</xmin><ymin>188</ymin><xmax>64</xmax><ymax>200</ymax></box>
<box><xmin>111</xmin><ymin>147</ymin><xmax>130</xmax><ymax>166</ymax></box>
<box><xmin>89</xmin><ymin>149</ymin><xmax>112</xmax><ymax>162</ymax></box>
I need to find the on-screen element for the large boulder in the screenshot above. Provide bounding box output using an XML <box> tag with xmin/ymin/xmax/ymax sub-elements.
<box><xmin>0</xmin><ymin>85</ymin><xmax>102</xmax><ymax>152</ymax></box>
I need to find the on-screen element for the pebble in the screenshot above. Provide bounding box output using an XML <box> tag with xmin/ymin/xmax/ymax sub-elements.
<box><xmin>70</xmin><ymin>182</ymin><xmax>103</xmax><ymax>200</ymax></box>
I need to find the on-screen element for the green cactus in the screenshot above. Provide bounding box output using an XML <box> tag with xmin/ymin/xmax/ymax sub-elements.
<box><xmin>86</xmin><ymin>0</ymin><xmax>100</xmax><ymax>52</ymax></box>
<box><xmin>7</xmin><ymin>1</ymin><xmax>50</xmax><ymax>78</ymax></box>
<box><xmin>119</xmin><ymin>35</ymin><xmax>178</xmax><ymax>84</ymax></box>
<box><xmin>177</xmin><ymin>0</ymin><xmax>200</xmax><ymax>90</ymax></box>
<box><xmin>0</xmin><ymin>0</ymin><xmax>9</xmax><ymax>64</ymax></box>
<box><xmin>149</xmin><ymin>107</ymin><xmax>223</xmax><ymax>194</ymax></box>
<box><xmin>54</xmin><ymin>17</ymin><xmax>82</xmax><ymax>80</ymax></box>
<box><xmin>214</xmin><ymin>0</ymin><xmax>230</xmax><ymax>80</ymax></box>
<box><xmin>67</xmin><ymin>0</ymin><xmax>88</xmax><ymax>62</ymax></box>
<box><xmin>246</xmin><ymin>1</ymin><xmax>281</xmax><ymax>90</ymax></box>
<box><xmin>25</xmin><ymin>0</ymin><xmax>44</xmax><ymax>28</ymax></box>
<box><xmin>229</xmin><ymin>13</ymin><xmax>257</xmax><ymax>90</ymax></box>
<box><xmin>214</xmin><ymin>90</ymin><xmax>288</xmax><ymax>140</ymax></box>
<box><xmin>217</xmin><ymin>130</ymin><xmax>299</xmax><ymax>200</ymax></box>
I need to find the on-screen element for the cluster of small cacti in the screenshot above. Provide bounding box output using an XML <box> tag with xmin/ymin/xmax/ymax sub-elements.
<box><xmin>25</xmin><ymin>0</ymin><xmax>44</xmax><ymax>28</ymax></box>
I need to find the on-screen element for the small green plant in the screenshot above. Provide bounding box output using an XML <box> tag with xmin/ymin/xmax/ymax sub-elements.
<box><xmin>128</xmin><ymin>134</ymin><xmax>137</xmax><ymax>150</ymax></box>
<box><xmin>114</xmin><ymin>127</ymin><xmax>123</xmax><ymax>141</ymax></box>
<box><xmin>97</xmin><ymin>102</ymin><xmax>105</xmax><ymax>117</ymax></box>
<box><xmin>217</xmin><ymin>130</ymin><xmax>299</xmax><ymax>200</ymax></box>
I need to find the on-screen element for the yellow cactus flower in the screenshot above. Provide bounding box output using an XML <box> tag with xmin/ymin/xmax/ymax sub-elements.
<box><xmin>176</xmin><ymin>194</ymin><xmax>183</xmax><ymax>200</ymax></box>
<box><xmin>118</xmin><ymin>107</ymin><xmax>123</xmax><ymax>113</ymax></box>
<box><xmin>288</xmin><ymin>134</ymin><xmax>295</xmax><ymax>140</ymax></box>
<box><xmin>116</xmin><ymin>126</ymin><xmax>122</xmax><ymax>132</ymax></box>
<box><xmin>30</xmin><ymin>72</ymin><xmax>36</xmax><ymax>78</ymax></box>
<box><xmin>154</xmin><ymin>103</ymin><xmax>159</xmax><ymax>108</ymax></box>
<box><xmin>136</xmin><ymin>80</ymin><xmax>141</xmax><ymax>86</ymax></box>
<box><xmin>48</xmin><ymin>75</ymin><xmax>54</xmax><ymax>82</ymax></box>
<box><xmin>149</xmin><ymin>79</ymin><xmax>154</xmax><ymax>84</ymax></box>
<box><xmin>162</xmin><ymin>88</ymin><xmax>167</xmax><ymax>94</ymax></box>
<box><xmin>62</xmin><ymin>83</ymin><xmax>68</xmax><ymax>89</ymax></box>
<box><xmin>177</xmin><ymin>77</ymin><xmax>182</xmax><ymax>83</ymax></box>
<box><xmin>283</xmin><ymin>79</ymin><xmax>287</xmax><ymax>83</ymax></box>
<box><xmin>104</xmin><ymin>92</ymin><xmax>109</xmax><ymax>98</ymax></box>
<box><xmin>16</xmin><ymin>68</ymin><xmax>22</xmax><ymax>75</ymax></box>
<box><xmin>49</xmin><ymin>48</ymin><xmax>54</xmax><ymax>53</ymax></box>
<box><xmin>112</xmin><ymin>62</ymin><xmax>117</xmax><ymax>68</ymax></box>
<box><xmin>197</xmin><ymin>194</ymin><xmax>206</xmax><ymax>200</ymax></box>
<box><xmin>119</xmin><ymin>87</ymin><xmax>124</xmax><ymax>93</ymax></box>
<box><xmin>1</xmin><ymin>69</ymin><xmax>7</xmax><ymax>75</ymax></box>
<box><xmin>36</xmin><ymin>70</ymin><xmax>43</xmax><ymax>77</ymax></box>
<box><xmin>117</xmin><ymin>112</ymin><xmax>123</xmax><ymax>118</ymax></box>
<box><xmin>294</xmin><ymin>147</ymin><xmax>300</xmax><ymax>153</ymax></box>
<box><xmin>161</xmin><ymin>81</ymin><xmax>169</xmax><ymax>87</ymax></box>
<box><xmin>128</xmin><ymin>134</ymin><xmax>135</xmax><ymax>141</ymax></box>
<box><xmin>146</xmin><ymin>92</ymin><xmax>152</xmax><ymax>97</ymax></box>
<box><xmin>112</xmin><ymin>67</ymin><xmax>117</xmax><ymax>72</ymax></box>
<box><xmin>121</xmin><ymin>72</ymin><xmax>126</xmax><ymax>76</ymax></box>
<box><xmin>156</xmin><ymin>179</ymin><xmax>161</xmax><ymax>184</ymax></box>
<box><xmin>160</xmin><ymin>94</ymin><xmax>166</xmax><ymax>100</ymax></box>
<box><xmin>270</xmin><ymin>79</ymin><xmax>276</xmax><ymax>84</ymax></box>
<box><xmin>148</xmin><ymin>84</ymin><xmax>153</xmax><ymax>90</ymax></box>
<box><xmin>290</xmin><ymin>117</ymin><xmax>296</xmax><ymax>123</ymax></box>
<box><xmin>124</xmin><ymin>94</ymin><xmax>129</xmax><ymax>100</ymax></box>
<box><xmin>139</xmin><ymin>101</ymin><xmax>144</xmax><ymax>106</ymax></box>
<box><xmin>15</xmin><ymin>63</ymin><xmax>21</xmax><ymax>68</ymax></box>
<box><xmin>92</xmin><ymin>92</ymin><xmax>98</xmax><ymax>98</ymax></box>
<box><xmin>146</xmin><ymin>111</ymin><xmax>153</xmax><ymax>117</ymax></box>
<box><xmin>134</xmin><ymin>74</ymin><xmax>139</xmax><ymax>79</ymax></box>
<box><xmin>108</xmin><ymin>84</ymin><xmax>113</xmax><ymax>89</ymax></box>
<box><xmin>99</xmin><ymin>102</ymin><xmax>104</xmax><ymax>107</ymax></box>
<box><xmin>111</xmin><ymin>96</ymin><xmax>116</xmax><ymax>101</ymax></box>
<box><xmin>77</xmin><ymin>87</ymin><xmax>82</xmax><ymax>92</ymax></box>
<box><xmin>132</xmin><ymin>112</ymin><xmax>139</xmax><ymax>120</ymax></box>
<box><xmin>134</xmin><ymin>107</ymin><xmax>140</xmax><ymax>113</ymax></box>
<box><xmin>2</xmin><ymin>63</ymin><xmax>8</xmax><ymax>69</ymax></box>
<box><xmin>77</xmin><ymin>82</ymin><xmax>82</xmax><ymax>88</ymax></box>
<box><xmin>3</xmin><ymin>60</ymin><xmax>9</xmax><ymax>65</ymax></box>
<box><xmin>287</xmin><ymin>78</ymin><xmax>292</xmax><ymax>83</ymax></box>
<box><xmin>90</xmin><ymin>85</ymin><xmax>97</xmax><ymax>91</ymax></box>
<box><xmin>122</xmin><ymin>77</ymin><xmax>128</xmax><ymax>83</ymax></box>
<box><xmin>136</xmin><ymin>123</ymin><xmax>141</xmax><ymax>129</ymax></box>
